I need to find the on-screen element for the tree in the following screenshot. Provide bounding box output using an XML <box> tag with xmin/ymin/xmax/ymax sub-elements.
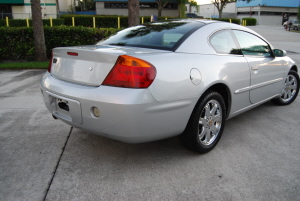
<box><xmin>156</xmin><ymin>0</ymin><xmax>171</xmax><ymax>17</ymax></box>
<box><xmin>177</xmin><ymin>0</ymin><xmax>188</xmax><ymax>18</ymax></box>
<box><xmin>31</xmin><ymin>0</ymin><xmax>47</xmax><ymax>61</ymax></box>
<box><xmin>297</xmin><ymin>6</ymin><xmax>300</xmax><ymax>22</ymax></box>
<box><xmin>56</xmin><ymin>0</ymin><xmax>59</xmax><ymax>15</ymax></box>
<box><xmin>128</xmin><ymin>0</ymin><xmax>140</xmax><ymax>27</ymax></box>
<box><xmin>211</xmin><ymin>0</ymin><xmax>252</xmax><ymax>19</ymax></box>
<box><xmin>178</xmin><ymin>0</ymin><xmax>198</xmax><ymax>18</ymax></box>
<box><xmin>78</xmin><ymin>0</ymin><xmax>96</xmax><ymax>11</ymax></box>
<box><xmin>189</xmin><ymin>0</ymin><xmax>198</xmax><ymax>13</ymax></box>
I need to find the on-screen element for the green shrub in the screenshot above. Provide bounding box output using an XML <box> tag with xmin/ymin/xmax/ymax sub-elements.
<box><xmin>0</xmin><ymin>19</ymin><xmax>65</xmax><ymax>27</ymax></box>
<box><xmin>242</xmin><ymin>18</ymin><xmax>257</xmax><ymax>26</ymax></box>
<box><xmin>0</xmin><ymin>20</ymin><xmax>6</xmax><ymax>27</ymax></box>
<box><xmin>0</xmin><ymin>27</ymin><xmax>34</xmax><ymax>60</ymax></box>
<box><xmin>0</xmin><ymin>26</ymin><xmax>119</xmax><ymax>60</ymax></box>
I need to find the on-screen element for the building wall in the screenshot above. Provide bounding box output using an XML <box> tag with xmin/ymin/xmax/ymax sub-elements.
<box><xmin>237</xmin><ymin>6</ymin><xmax>298</xmax><ymax>25</ymax></box>
<box><xmin>199</xmin><ymin>2</ymin><xmax>236</xmax><ymax>18</ymax></box>
<box><xmin>237</xmin><ymin>14</ymin><xmax>283</xmax><ymax>26</ymax></box>
<box><xmin>237</xmin><ymin>0</ymin><xmax>300</xmax><ymax>8</ymax></box>
<box><xmin>8</xmin><ymin>0</ymin><xmax>57</xmax><ymax>19</ymax></box>
<box><xmin>58</xmin><ymin>0</ymin><xmax>72</xmax><ymax>12</ymax></box>
<box><xmin>96</xmin><ymin>2</ymin><xmax>178</xmax><ymax>17</ymax></box>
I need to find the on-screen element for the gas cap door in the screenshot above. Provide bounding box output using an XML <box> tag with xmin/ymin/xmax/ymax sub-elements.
<box><xmin>190</xmin><ymin>68</ymin><xmax>201</xmax><ymax>85</ymax></box>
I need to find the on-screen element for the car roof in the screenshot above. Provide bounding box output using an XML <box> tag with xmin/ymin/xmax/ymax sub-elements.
<box><xmin>167</xmin><ymin>19</ymin><xmax>223</xmax><ymax>25</ymax></box>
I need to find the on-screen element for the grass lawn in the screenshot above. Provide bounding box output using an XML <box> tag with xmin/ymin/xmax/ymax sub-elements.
<box><xmin>290</xmin><ymin>29</ymin><xmax>300</xmax><ymax>33</ymax></box>
<box><xmin>0</xmin><ymin>61</ymin><xmax>48</xmax><ymax>69</ymax></box>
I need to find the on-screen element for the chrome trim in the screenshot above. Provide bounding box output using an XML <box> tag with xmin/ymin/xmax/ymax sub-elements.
<box><xmin>234</xmin><ymin>78</ymin><xmax>283</xmax><ymax>94</ymax></box>
<box><xmin>251</xmin><ymin>78</ymin><xmax>283</xmax><ymax>90</ymax></box>
<box><xmin>234</xmin><ymin>86</ymin><xmax>251</xmax><ymax>94</ymax></box>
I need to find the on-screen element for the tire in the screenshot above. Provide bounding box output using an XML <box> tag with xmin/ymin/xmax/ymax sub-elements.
<box><xmin>179</xmin><ymin>91</ymin><xmax>226</xmax><ymax>153</ymax></box>
<box><xmin>271</xmin><ymin>70</ymin><xmax>299</xmax><ymax>105</ymax></box>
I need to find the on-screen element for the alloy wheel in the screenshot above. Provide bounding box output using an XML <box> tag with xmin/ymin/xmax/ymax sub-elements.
<box><xmin>198</xmin><ymin>100</ymin><xmax>222</xmax><ymax>146</ymax></box>
<box><xmin>280</xmin><ymin>74</ymin><xmax>298</xmax><ymax>102</ymax></box>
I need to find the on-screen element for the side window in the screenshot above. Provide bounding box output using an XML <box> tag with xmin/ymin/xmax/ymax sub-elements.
<box><xmin>233</xmin><ymin>30</ymin><xmax>272</xmax><ymax>57</ymax></box>
<box><xmin>209</xmin><ymin>30</ymin><xmax>241</xmax><ymax>55</ymax></box>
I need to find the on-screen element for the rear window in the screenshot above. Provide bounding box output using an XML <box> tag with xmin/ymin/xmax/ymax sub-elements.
<box><xmin>98</xmin><ymin>21</ymin><xmax>204</xmax><ymax>51</ymax></box>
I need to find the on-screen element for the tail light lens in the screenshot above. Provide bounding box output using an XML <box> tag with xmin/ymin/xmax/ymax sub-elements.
<box><xmin>102</xmin><ymin>55</ymin><xmax>156</xmax><ymax>88</ymax></box>
<box><xmin>48</xmin><ymin>51</ymin><xmax>53</xmax><ymax>73</ymax></box>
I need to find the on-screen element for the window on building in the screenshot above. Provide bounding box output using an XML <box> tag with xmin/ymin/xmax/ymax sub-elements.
<box><xmin>237</xmin><ymin>11</ymin><xmax>257</xmax><ymax>15</ymax></box>
<box><xmin>260</xmin><ymin>11</ymin><xmax>283</xmax><ymax>16</ymax></box>
<box><xmin>0</xmin><ymin>5</ymin><xmax>12</xmax><ymax>19</ymax></box>
<box><xmin>104</xmin><ymin>2</ymin><xmax>178</xmax><ymax>9</ymax></box>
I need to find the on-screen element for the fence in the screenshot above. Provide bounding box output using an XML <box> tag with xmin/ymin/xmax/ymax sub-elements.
<box><xmin>1</xmin><ymin>16</ymin><xmax>165</xmax><ymax>28</ymax></box>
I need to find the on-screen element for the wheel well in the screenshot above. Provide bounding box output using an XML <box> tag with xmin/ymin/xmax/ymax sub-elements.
<box><xmin>291</xmin><ymin>65</ymin><xmax>298</xmax><ymax>73</ymax></box>
<box><xmin>205</xmin><ymin>84</ymin><xmax>231</xmax><ymax>118</ymax></box>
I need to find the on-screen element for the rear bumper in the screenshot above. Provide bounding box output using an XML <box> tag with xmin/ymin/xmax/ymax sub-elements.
<box><xmin>40</xmin><ymin>72</ymin><xmax>195</xmax><ymax>143</ymax></box>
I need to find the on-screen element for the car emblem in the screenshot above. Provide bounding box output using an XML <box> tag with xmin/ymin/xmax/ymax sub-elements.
<box><xmin>89</xmin><ymin>67</ymin><xmax>93</xmax><ymax>71</ymax></box>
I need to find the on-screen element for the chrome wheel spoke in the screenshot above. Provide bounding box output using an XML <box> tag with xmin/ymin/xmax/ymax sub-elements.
<box><xmin>210</xmin><ymin>124</ymin><xmax>219</xmax><ymax>134</ymax></box>
<box><xmin>283</xmin><ymin>91</ymin><xmax>288</xmax><ymax>99</ymax></box>
<box><xmin>290</xmin><ymin>85</ymin><xmax>297</xmax><ymax>90</ymax></box>
<box><xmin>204</xmin><ymin>105</ymin><xmax>211</xmax><ymax>117</ymax></box>
<box><xmin>212</xmin><ymin>113</ymin><xmax>221</xmax><ymax>123</ymax></box>
<box><xmin>288</xmin><ymin>78</ymin><xmax>295</xmax><ymax>85</ymax></box>
<box><xmin>204</xmin><ymin>131</ymin><xmax>211</xmax><ymax>143</ymax></box>
<box><xmin>199</xmin><ymin>117</ymin><xmax>207</xmax><ymax>127</ymax></box>
<box><xmin>210</xmin><ymin>102</ymin><xmax>218</xmax><ymax>115</ymax></box>
<box><xmin>281</xmin><ymin>88</ymin><xmax>287</xmax><ymax>96</ymax></box>
<box><xmin>198</xmin><ymin>127</ymin><xmax>207</xmax><ymax>140</ymax></box>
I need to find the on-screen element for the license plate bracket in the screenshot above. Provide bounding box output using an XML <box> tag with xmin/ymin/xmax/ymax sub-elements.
<box><xmin>45</xmin><ymin>91</ymin><xmax>82</xmax><ymax>125</ymax></box>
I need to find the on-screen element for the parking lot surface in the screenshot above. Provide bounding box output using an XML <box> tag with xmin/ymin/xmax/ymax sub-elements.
<box><xmin>1</xmin><ymin>25</ymin><xmax>300</xmax><ymax>201</ymax></box>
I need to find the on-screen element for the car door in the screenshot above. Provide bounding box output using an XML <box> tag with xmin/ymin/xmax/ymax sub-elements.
<box><xmin>233</xmin><ymin>30</ymin><xmax>284</xmax><ymax>104</ymax></box>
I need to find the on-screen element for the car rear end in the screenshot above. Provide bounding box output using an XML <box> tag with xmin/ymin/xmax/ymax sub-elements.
<box><xmin>40</xmin><ymin>20</ymin><xmax>206</xmax><ymax>143</ymax></box>
<box><xmin>42</xmin><ymin>46</ymin><xmax>180</xmax><ymax>142</ymax></box>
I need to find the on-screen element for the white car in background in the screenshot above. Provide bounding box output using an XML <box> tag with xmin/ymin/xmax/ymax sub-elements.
<box><xmin>283</xmin><ymin>19</ymin><xmax>299</xmax><ymax>30</ymax></box>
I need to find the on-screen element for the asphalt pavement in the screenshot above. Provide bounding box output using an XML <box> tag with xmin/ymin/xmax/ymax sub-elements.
<box><xmin>0</xmin><ymin>25</ymin><xmax>300</xmax><ymax>201</ymax></box>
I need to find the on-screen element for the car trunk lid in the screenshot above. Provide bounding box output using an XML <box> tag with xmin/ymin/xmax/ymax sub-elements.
<box><xmin>50</xmin><ymin>45</ymin><xmax>169</xmax><ymax>87</ymax></box>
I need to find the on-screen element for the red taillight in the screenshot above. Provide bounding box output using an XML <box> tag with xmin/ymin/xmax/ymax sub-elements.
<box><xmin>102</xmin><ymin>55</ymin><xmax>156</xmax><ymax>88</ymax></box>
<box><xmin>67</xmin><ymin>52</ymin><xmax>78</xmax><ymax>56</ymax></box>
<box><xmin>48</xmin><ymin>51</ymin><xmax>53</xmax><ymax>73</ymax></box>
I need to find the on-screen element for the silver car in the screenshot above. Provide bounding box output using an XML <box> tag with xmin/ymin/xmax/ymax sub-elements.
<box><xmin>283</xmin><ymin>19</ymin><xmax>299</xmax><ymax>30</ymax></box>
<box><xmin>40</xmin><ymin>20</ymin><xmax>299</xmax><ymax>153</ymax></box>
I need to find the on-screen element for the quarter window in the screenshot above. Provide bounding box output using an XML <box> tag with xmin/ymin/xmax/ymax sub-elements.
<box><xmin>233</xmin><ymin>30</ymin><xmax>272</xmax><ymax>57</ymax></box>
<box><xmin>209</xmin><ymin>30</ymin><xmax>241</xmax><ymax>55</ymax></box>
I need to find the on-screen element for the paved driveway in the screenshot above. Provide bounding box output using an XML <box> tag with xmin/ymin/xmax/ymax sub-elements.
<box><xmin>1</xmin><ymin>25</ymin><xmax>300</xmax><ymax>201</ymax></box>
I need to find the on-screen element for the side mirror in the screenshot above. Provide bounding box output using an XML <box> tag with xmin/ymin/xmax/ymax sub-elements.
<box><xmin>273</xmin><ymin>49</ymin><xmax>287</xmax><ymax>57</ymax></box>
